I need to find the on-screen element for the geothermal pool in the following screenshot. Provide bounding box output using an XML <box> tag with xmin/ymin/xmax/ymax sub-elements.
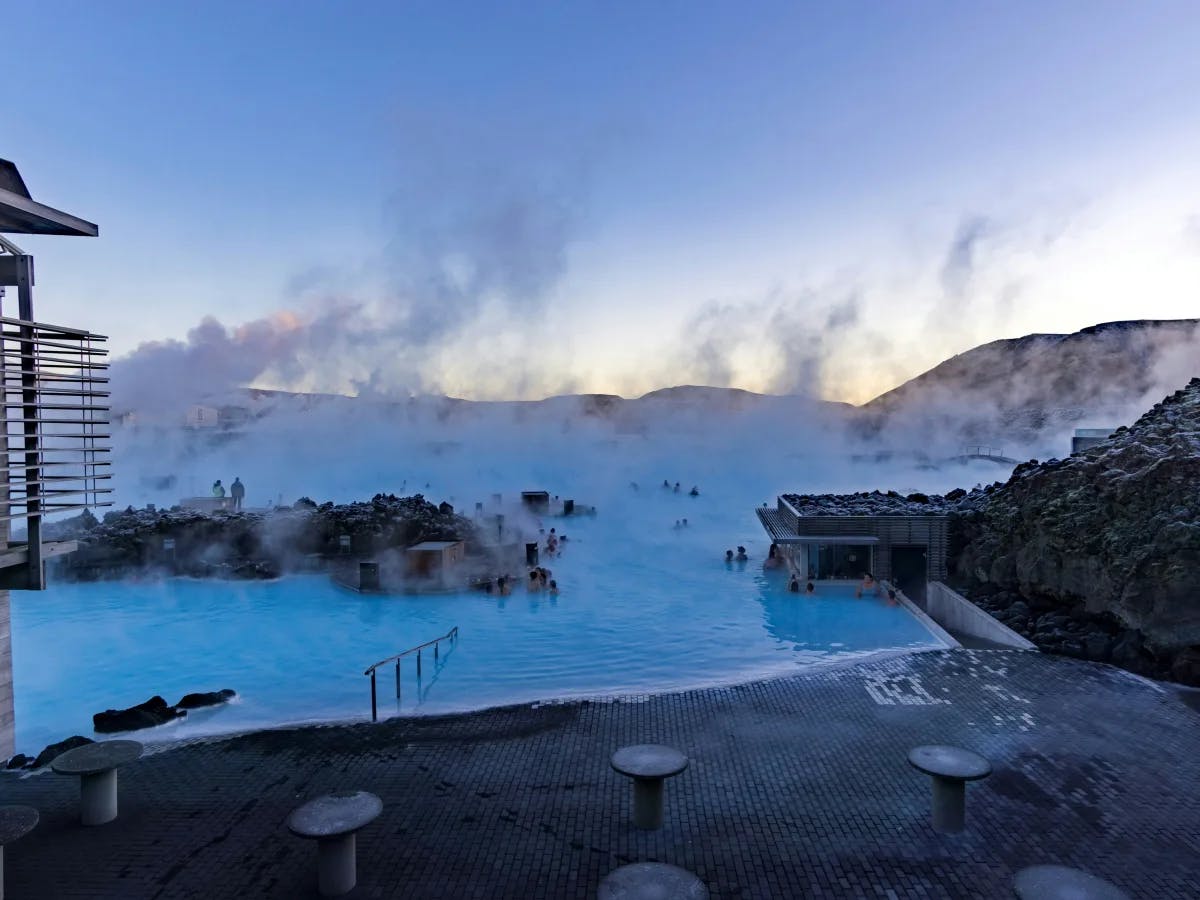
<box><xmin>11</xmin><ymin>488</ymin><xmax>946</xmax><ymax>752</ymax></box>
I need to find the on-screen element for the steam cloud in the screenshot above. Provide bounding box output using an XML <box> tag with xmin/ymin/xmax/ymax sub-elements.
<box><xmin>668</xmin><ymin>289</ymin><xmax>862</xmax><ymax>397</ymax></box>
<box><xmin>111</xmin><ymin>114</ymin><xmax>593</xmax><ymax>410</ymax></box>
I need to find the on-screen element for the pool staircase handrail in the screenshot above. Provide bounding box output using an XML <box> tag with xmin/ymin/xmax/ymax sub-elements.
<box><xmin>363</xmin><ymin>626</ymin><xmax>459</xmax><ymax>722</ymax></box>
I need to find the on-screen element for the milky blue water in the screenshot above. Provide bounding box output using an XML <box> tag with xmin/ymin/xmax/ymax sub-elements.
<box><xmin>11</xmin><ymin>481</ymin><xmax>946</xmax><ymax>752</ymax></box>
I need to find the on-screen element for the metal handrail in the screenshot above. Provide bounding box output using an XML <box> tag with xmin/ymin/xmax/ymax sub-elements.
<box><xmin>960</xmin><ymin>445</ymin><xmax>1006</xmax><ymax>458</ymax></box>
<box><xmin>363</xmin><ymin>626</ymin><xmax>459</xmax><ymax>721</ymax></box>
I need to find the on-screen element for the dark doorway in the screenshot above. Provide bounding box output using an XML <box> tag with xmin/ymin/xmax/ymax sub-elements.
<box><xmin>891</xmin><ymin>546</ymin><xmax>928</xmax><ymax>603</ymax></box>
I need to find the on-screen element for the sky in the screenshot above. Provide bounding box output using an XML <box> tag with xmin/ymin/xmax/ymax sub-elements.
<box><xmin>5</xmin><ymin>1</ymin><xmax>1200</xmax><ymax>404</ymax></box>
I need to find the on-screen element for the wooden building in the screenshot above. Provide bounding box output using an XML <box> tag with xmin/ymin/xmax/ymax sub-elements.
<box><xmin>405</xmin><ymin>540</ymin><xmax>466</xmax><ymax>580</ymax></box>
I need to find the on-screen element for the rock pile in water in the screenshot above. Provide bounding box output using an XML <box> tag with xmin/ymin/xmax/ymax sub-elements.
<box><xmin>45</xmin><ymin>493</ymin><xmax>477</xmax><ymax>581</ymax></box>
<box><xmin>93</xmin><ymin>695</ymin><xmax>186</xmax><ymax>733</ymax></box>
<box><xmin>3</xmin><ymin>691</ymin><xmax>240</xmax><ymax>772</ymax></box>
<box><xmin>92</xmin><ymin>689</ymin><xmax>239</xmax><ymax>733</ymax></box>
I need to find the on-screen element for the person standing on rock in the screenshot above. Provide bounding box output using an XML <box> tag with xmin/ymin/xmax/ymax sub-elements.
<box><xmin>212</xmin><ymin>479</ymin><xmax>225</xmax><ymax>498</ymax></box>
<box><xmin>230</xmin><ymin>477</ymin><xmax>246</xmax><ymax>511</ymax></box>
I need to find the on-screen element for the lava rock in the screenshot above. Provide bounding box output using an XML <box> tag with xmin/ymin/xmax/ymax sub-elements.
<box><xmin>93</xmin><ymin>695</ymin><xmax>186</xmax><ymax>733</ymax></box>
<box><xmin>950</xmin><ymin>377</ymin><xmax>1200</xmax><ymax>684</ymax></box>
<box><xmin>45</xmin><ymin>492</ymin><xmax>478</xmax><ymax>582</ymax></box>
<box><xmin>230</xmin><ymin>561</ymin><xmax>280</xmax><ymax>580</ymax></box>
<box><xmin>1169</xmin><ymin>646</ymin><xmax>1200</xmax><ymax>686</ymax></box>
<box><xmin>5</xmin><ymin>753</ymin><xmax>30</xmax><ymax>770</ymax></box>
<box><xmin>32</xmin><ymin>735</ymin><xmax>94</xmax><ymax>769</ymax></box>
<box><xmin>1007</xmin><ymin>600</ymin><xmax>1031</xmax><ymax>619</ymax></box>
<box><xmin>1083</xmin><ymin>632</ymin><xmax>1113</xmax><ymax>662</ymax></box>
<box><xmin>1110</xmin><ymin>631</ymin><xmax>1154</xmax><ymax>674</ymax></box>
<box><xmin>175</xmin><ymin>689</ymin><xmax>236</xmax><ymax>710</ymax></box>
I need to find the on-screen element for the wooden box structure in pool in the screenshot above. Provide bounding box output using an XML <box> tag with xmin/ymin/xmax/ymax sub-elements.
<box><xmin>405</xmin><ymin>541</ymin><xmax>466</xmax><ymax>580</ymax></box>
<box><xmin>521</xmin><ymin>491</ymin><xmax>551</xmax><ymax>513</ymax></box>
<box><xmin>757</xmin><ymin>496</ymin><xmax>948</xmax><ymax>602</ymax></box>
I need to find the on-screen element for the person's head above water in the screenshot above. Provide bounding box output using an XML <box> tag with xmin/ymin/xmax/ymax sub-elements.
<box><xmin>806</xmin><ymin>582</ymin><xmax>815</xmax><ymax>592</ymax></box>
<box><xmin>725</xmin><ymin>550</ymin><xmax>734</xmax><ymax>559</ymax></box>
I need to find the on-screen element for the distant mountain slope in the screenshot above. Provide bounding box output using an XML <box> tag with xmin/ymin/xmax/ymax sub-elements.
<box><xmin>225</xmin><ymin>384</ymin><xmax>846</xmax><ymax>422</ymax></box>
<box><xmin>119</xmin><ymin>320</ymin><xmax>1196</xmax><ymax>446</ymax></box>
<box><xmin>856</xmin><ymin>320</ymin><xmax>1200</xmax><ymax>444</ymax></box>
<box><xmin>864</xmin><ymin>319</ymin><xmax>1199</xmax><ymax>415</ymax></box>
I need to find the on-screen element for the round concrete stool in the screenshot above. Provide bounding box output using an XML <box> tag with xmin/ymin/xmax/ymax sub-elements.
<box><xmin>611</xmin><ymin>745</ymin><xmax>688</xmax><ymax>830</ymax></box>
<box><xmin>51</xmin><ymin>740</ymin><xmax>143</xmax><ymax>826</ymax></box>
<box><xmin>598</xmin><ymin>862</ymin><xmax>709</xmax><ymax>899</ymax></box>
<box><xmin>0</xmin><ymin>805</ymin><xmax>38</xmax><ymax>900</ymax></box>
<box><xmin>1014</xmin><ymin>865</ymin><xmax>1131</xmax><ymax>900</ymax></box>
<box><xmin>907</xmin><ymin>744</ymin><xmax>991</xmax><ymax>834</ymax></box>
<box><xmin>288</xmin><ymin>790</ymin><xmax>382</xmax><ymax>897</ymax></box>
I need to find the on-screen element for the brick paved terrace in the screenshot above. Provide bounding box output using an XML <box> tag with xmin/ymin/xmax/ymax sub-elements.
<box><xmin>2</xmin><ymin>649</ymin><xmax>1197</xmax><ymax>899</ymax></box>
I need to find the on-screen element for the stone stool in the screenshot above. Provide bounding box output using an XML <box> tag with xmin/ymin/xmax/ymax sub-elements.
<box><xmin>0</xmin><ymin>806</ymin><xmax>38</xmax><ymax>900</ymax></box>
<box><xmin>598</xmin><ymin>862</ymin><xmax>709</xmax><ymax>899</ymax></box>
<box><xmin>610</xmin><ymin>744</ymin><xmax>688</xmax><ymax>830</ymax></box>
<box><xmin>1014</xmin><ymin>865</ymin><xmax>1131</xmax><ymax>900</ymax></box>
<box><xmin>51</xmin><ymin>739</ymin><xmax>143</xmax><ymax>826</ymax></box>
<box><xmin>907</xmin><ymin>744</ymin><xmax>991</xmax><ymax>834</ymax></box>
<box><xmin>288</xmin><ymin>790</ymin><xmax>382</xmax><ymax>897</ymax></box>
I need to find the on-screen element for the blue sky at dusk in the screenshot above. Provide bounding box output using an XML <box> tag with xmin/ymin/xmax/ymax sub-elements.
<box><xmin>6</xmin><ymin>1</ymin><xmax>1200</xmax><ymax>402</ymax></box>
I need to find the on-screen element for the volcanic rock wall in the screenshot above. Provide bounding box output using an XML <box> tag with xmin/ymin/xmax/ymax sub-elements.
<box><xmin>953</xmin><ymin>378</ymin><xmax>1200</xmax><ymax>681</ymax></box>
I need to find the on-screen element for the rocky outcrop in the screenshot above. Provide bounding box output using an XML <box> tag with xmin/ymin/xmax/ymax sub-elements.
<box><xmin>175</xmin><ymin>689</ymin><xmax>236</xmax><ymax>710</ymax></box>
<box><xmin>45</xmin><ymin>493</ymin><xmax>478</xmax><ymax>582</ymax></box>
<box><xmin>31</xmin><ymin>735</ymin><xmax>93</xmax><ymax>769</ymax></box>
<box><xmin>788</xmin><ymin>379</ymin><xmax>1200</xmax><ymax>683</ymax></box>
<box><xmin>952</xmin><ymin>378</ymin><xmax>1200</xmax><ymax>682</ymax></box>
<box><xmin>93</xmin><ymin>696</ymin><xmax>186</xmax><ymax>733</ymax></box>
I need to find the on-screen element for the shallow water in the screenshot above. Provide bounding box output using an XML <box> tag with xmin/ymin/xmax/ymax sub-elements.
<box><xmin>11</xmin><ymin>483</ymin><xmax>944</xmax><ymax>752</ymax></box>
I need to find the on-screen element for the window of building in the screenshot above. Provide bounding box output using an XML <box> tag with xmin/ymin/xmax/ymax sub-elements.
<box><xmin>806</xmin><ymin>544</ymin><xmax>873</xmax><ymax>579</ymax></box>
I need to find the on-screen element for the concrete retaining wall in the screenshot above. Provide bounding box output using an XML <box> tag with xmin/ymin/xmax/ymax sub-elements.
<box><xmin>924</xmin><ymin>581</ymin><xmax>1036</xmax><ymax>650</ymax></box>
<box><xmin>889</xmin><ymin>585</ymin><xmax>959</xmax><ymax>648</ymax></box>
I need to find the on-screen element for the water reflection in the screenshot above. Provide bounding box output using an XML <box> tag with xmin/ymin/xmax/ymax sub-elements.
<box><xmin>756</xmin><ymin>577</ymin><xmax>934</xmax><ymax>652</ymax></box>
